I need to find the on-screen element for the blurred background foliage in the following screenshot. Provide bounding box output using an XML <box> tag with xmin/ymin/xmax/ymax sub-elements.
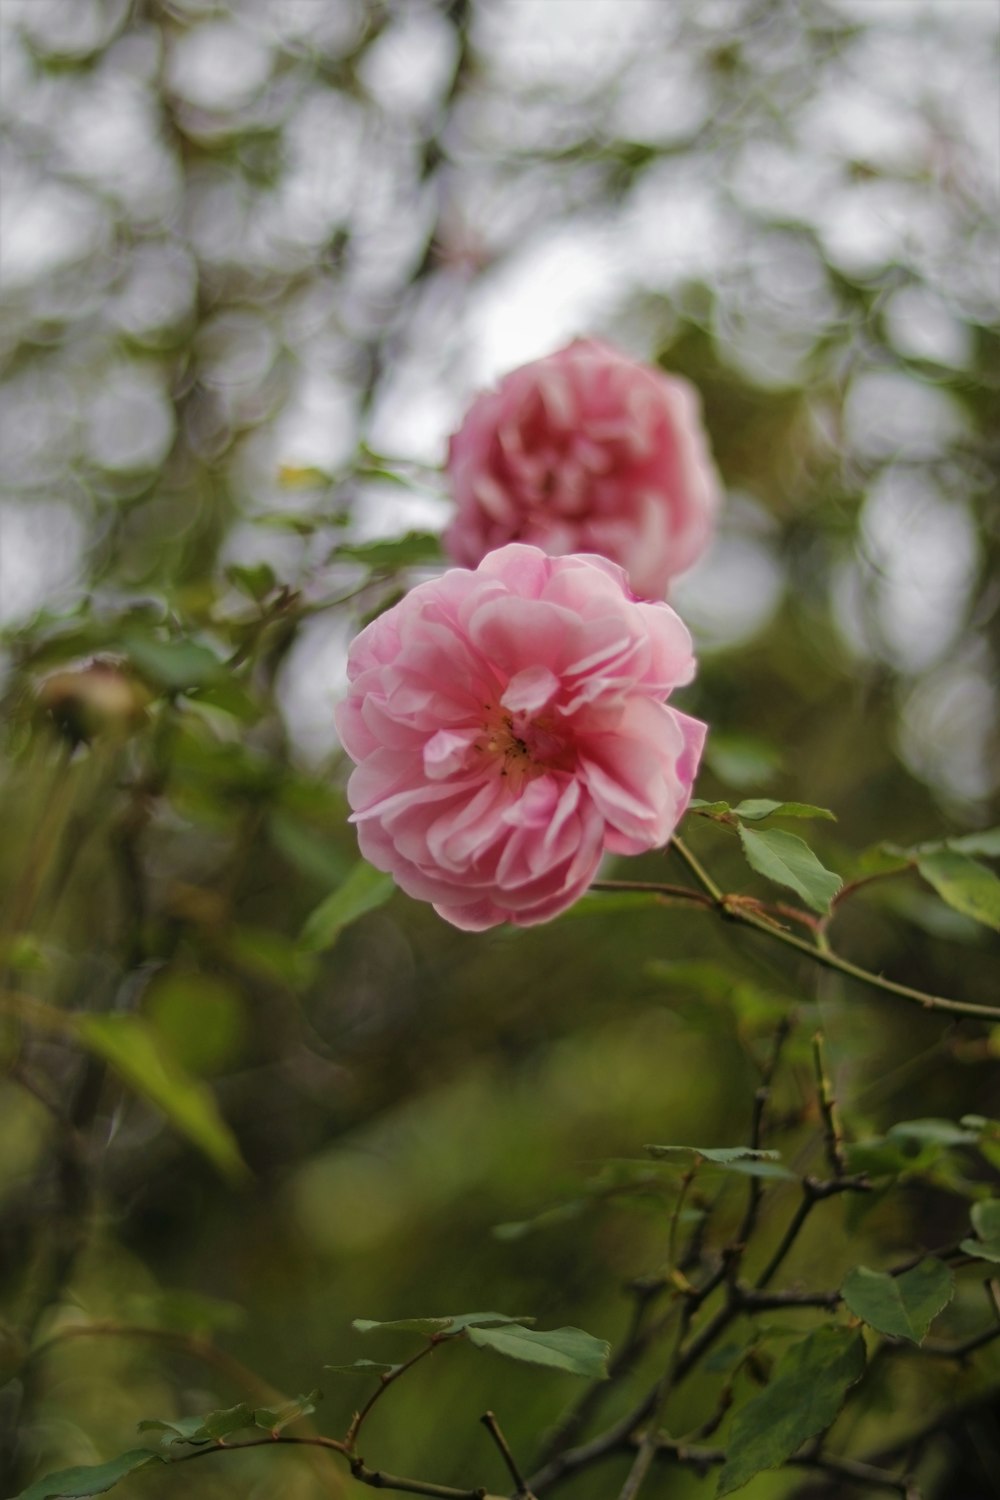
<box><xmin>0</xmin><ymin>0</ymin><xmax>998</xmax><ymax>1497</ymax></box>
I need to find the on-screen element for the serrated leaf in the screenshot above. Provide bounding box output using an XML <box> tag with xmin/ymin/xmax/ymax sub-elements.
<box><xmin>960</xmin><ymin>1199</ymin><xmax>1000</xmax><ymax>1263</ymax></box>
<box><xmin>917</xmin><ymin>850</ymin><xmax>1000</xmax><ymax>931</ymax></box>
<box><xmin>687</xmin><ymin>799</ymin><xmax>732</xmax><ymax>815</ymax></box>
<box><xmin>138</xmin><ymin>1402</ymin><xmax>254</xmax><ymax>1445</ymax></box>
<box><xmin>645</xmin><ymin>1145</ymin><xmax>783</xmax><ymax>1164</ymax></box>
<box><xmin>465</xmin><ymin>1323</ymin><xmax>609</xmax><ymax>1380</ymax></box>
<box><xmin>353</xmin><ymin>1316</ymin><xmax>455</xmax><ymax>1336</ymax></box>
<box><xmin>335</xmin><ymin>532</ymin><xmax>441</xmax><ymax>570</ymax></box>
<box><xmin>352</xmin><ymin>1311</ymin><xmax>529</xmax><ymax>1338</ymax></box>
<box><xmin>716</xmin><ymin>1327</ymin><xmax>865</xmax><ymax>1495</ymax></box>
<box><xmin>254</xmin><ymin>1391</ymin><xmax>320</xmax><ymax>1433</ymax></box>
<box><xmin>737</xmin><ymin>825</ymin><xmax>842</xmax><ymax>913</ymax></box>
<box><xmin>75</xmin><ymin>1015</ymin><xmax>247</xmax><ymax>1182</ymax></box>
<box><xmin>447</xmin><ymin>1312</ymin><xmax>534</xmax><ymax>1333</ymax></box>
<box><xmin>841</xmin><ymin>1259</ymin><xmax>953</xmax><ymax>1344</ymax></box>
<box><xmin>299</xmin><ymin>862</ymin><xmax>395</xmax><ymax>953</ymax></box>
<box><xmin>324</xmin><ymin>1359</ymin><xmax>398</xmax><ymax>1375</ymax></box>
<box><xmin>15</xmin><ymin>1451</ymin><xmax>163</xmax><ymax>1500</ymax></box>
<box><xmin>733</xmin><ymin>800</ymin><xmax>835</xmax><ymax>822</ymax></box>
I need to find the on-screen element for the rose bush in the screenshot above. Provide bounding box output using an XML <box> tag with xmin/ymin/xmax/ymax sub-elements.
<box><xmin>444</xmin><ymin>339</ymin><xmax>722</xmax><ymax>599</ymax></box>
<box><xmin>335</xmin><ymin>544</ymin><xmax>705</xmax><ymax>930</ymax></box>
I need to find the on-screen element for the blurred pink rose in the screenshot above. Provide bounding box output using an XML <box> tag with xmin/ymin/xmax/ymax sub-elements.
<box><xmin>335</xmin><ymin>544</ymin><xmax>705</xmax><ymax>931</ymax></box>
<box><xmin>444</xmin><ymin>339</ymin><xmax>721</xmax><ymax>600</ymax></box>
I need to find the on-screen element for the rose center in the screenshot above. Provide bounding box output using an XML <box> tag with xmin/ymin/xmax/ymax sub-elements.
<box><xmin>478</xmin><ymin>707</ymin><xmax>572</xmax><ymax>789</ymax></box>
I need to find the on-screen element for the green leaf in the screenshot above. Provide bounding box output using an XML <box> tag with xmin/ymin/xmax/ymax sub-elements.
<box><xmin>716</xmin><ymin>1327</ymin><xmax>865</xmax><ymax>1496</ymax></box>
<box><xmin>335</xmin><ymin>532</ymin><xmax>442</xmax><ymax>570</ymax></box>
<box><xmin>960</xmin><ymin>1198</ymin><xmax>1000</xmax><ymax>1263</ymax></box>
<box><xmin>15</xmin><ymin>1451</ymin><xmax>163</xmax><ymax>1500</ymax></box>
<box><xmin>299</xmin><ymin>862</ymin><xmax>395</xmax><ymax>953</ymax></box>
<box><xmin>76</xmin><ymin>1015</ymin><xmax>248</xmax><ymax>1182</ymax></box>
<box><xmin>737</xmin><ymin>825</ymin><xmax>842</xmax><ymax>913</ymax></box>
<box><xmin>732</xmin><ymin>800</ymin><xmax>835</xmax><ymax>822</ymax></box>
<box><xmin>324</xmin><ymin>1359</ymin><xmax>398</xmax><ymax>1375</ymax></box>
<box><xmin>888</xmin><ymin>1118</ymin><xmax>980</xmax><ymax>1148</ymax></box>
<box><xmin>947</xmin><ymin>827</ymin><xmax>1000</xmax><ymax>858</ymax></box>
<box><xmin>226</xmin><ymin>562</ymin><xmax>276</xmax><ymax>602</ymax></box>
<box><xmin>137</xmin><ymin>1402</ymin><xmax>254</xmax><ymax>1445</ymax></box>
<box><xmin>352</xmin><ymin>1312</ymin><xmax>530</xmax><ymax>1338</ymax></box>
<box><xmin>465</xmin><ymin>1323</ymin><xmax>610</xmax><ymax>1380</ymax></box>
<box><xmin>254</xmin><ymin>1391</ymin><xmax>320</xmax><ymax>1434</ymax></box>
<box><xmin>122</xmin><ymin>634</ymin><xmax>224</xmax><ymax>690</ymax></box>
<box><xmin>916</xmin><ymin>850</ymin><xmax>1000</xmax><ymax>931</ymax></box>
<box><xmin>448</xmin><ymin>1311</ymin><xmax>534</xmax><ymax>1334</ymax></box>
<box><xmin>645</xmin><ymin>1145</ymin><xmax>783</xmax><ymax>1164</ymax></box>
<box><xmin>687</xmin><ymin>799</ymin><xmax>732</xmax><ymax>815</ymax></box>
<box><xmin>841</xmin><ymin>1259</ymin><xmax>954</xmax><ymax>1343</ymax></box>
<box><xmin>972</xmin><ymin>1199</ymin><xmax>1000</xmax><ymax>1237</ymax></box>
<box><xmin>352</xmin><ymin>1316</ymin><xmax>454</xmax><ymax>1336</ymax></box>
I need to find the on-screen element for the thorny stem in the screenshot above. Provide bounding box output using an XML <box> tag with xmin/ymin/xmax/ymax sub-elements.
<box><xmin>598</xmin><ymin>836</ymin><xmax>1000</xmax><ymax>1025</ymax></box>
<box><xmin>669</xmin><ymin>835</ymin><xmax>726</xmax><ymax>904</ymax></box>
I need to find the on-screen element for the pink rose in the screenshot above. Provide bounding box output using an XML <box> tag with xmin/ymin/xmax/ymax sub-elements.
<box><xmin>335</xmin><ymin>544</ymin><xmax>706</xmax><ymax>931</ymax></box>
<box><xmin>444</xmin><ymin>339</ymin><xmax>722</xmax><ymax>600</ymax></box>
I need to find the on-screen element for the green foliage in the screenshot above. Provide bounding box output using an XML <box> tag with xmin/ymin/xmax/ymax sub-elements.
<box><xmin>690</xmin><ymin>799</ymin><xmax>835</xmax><ymax>822</ymax></box>
<box><xmin>334</xmin><ymin>533</ymin><xmax>444</xmax><ymax>570</ymax></box>
<box><xmin>299</xmin><ymin>862</ymin><xmax>396</xmax><ymax>953</ymax></box>
<box><xmin>716</xmin><ymin>1328</ymin><xmax>866</xmax><ymax>1495</ymax></box>
<box><xmin>644</xmin><ymin>1144</ymin><xmax>793</xmax><ymax>1178</ymax></box>
<box><xmin>138</xmin><ymin>1402</ymin><xmax>255</xmax><ymax>1445</ymax></box>
<box><xmin>736</xmin><ymin>825</ymin><xmax>842</xmax><ymax>912</ymax></box>
<box><xmin>351</xmin><ymin>1311</ymin><xmax>609</xmax><ymax>1377</ymax></box>
<box><xmin>15</xmin><ymin>1452</ymin><xmax>163</xmax><ymax>1500</ymax></box>
<box><xmin>464</xmin><ymin>1323</ymin><xmax>610</xmax><ymax>1379</ymax></box>
<box><xmin>960</xmin><ymin>1200</ymin><xmax>1000</xmax><ymax>1263</ymax></box>
<box><xmin>75</xmin><ymin>1014</ymin><xmax>247</xmax><ymax>1181</ymax></box>
<box><xmin>841</xmin><ymin>1259</ymin><xmax>954</xmax><ymax>1343</ymax></box>
<box><xmin>916</xmin><ymin>849</ymin><xmax>1000</xmax><ymax>931</ymax></box>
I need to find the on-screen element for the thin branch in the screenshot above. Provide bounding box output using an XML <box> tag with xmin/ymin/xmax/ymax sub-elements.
<box><xmin>734</xmin><ymin>1016</ymin><xmax>793</xmax><ymax>1255</ymax></box>
<box><xmin>346</xmin><ymin>1340</ymin><xmax>441</xmax><ymax>1450</ymax></box>
<box><xmin>811</xmin><ymin>1033</ymin><xmax>848</xmax><ymax>1178</ymax></box>
<box><xmin>173</xmin><ymin>1435</ymin><xmax>504</xmax><ymax>1500</ymax></box>
<box><xmin>669</xmin><ymin>835</ymin><xmax>726</xmax><ymax>904</ymax></box>
<box><xmin>530</xmin><ymin>1277</ymin><xmax>669</xmax><ymax>1469</ymax></box>
<box><xmin>753</xmin><ymin>1176</ymin><xmax>869</xmax><ymax>1292</ymax></box>
<box><xmin>594</xmin><ymin>841</ymin><xmax>1000</xmax><ymax>1025</ymax></box>
<box><xmin>480</xmin><ymin>1412</ymin><xmax>535</xmax><ymax>1499</ymax></box>
<box><xmin>589</xmin><ymin>879</ymin><xmax>713</xmax><ymax>906</ymax></box>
